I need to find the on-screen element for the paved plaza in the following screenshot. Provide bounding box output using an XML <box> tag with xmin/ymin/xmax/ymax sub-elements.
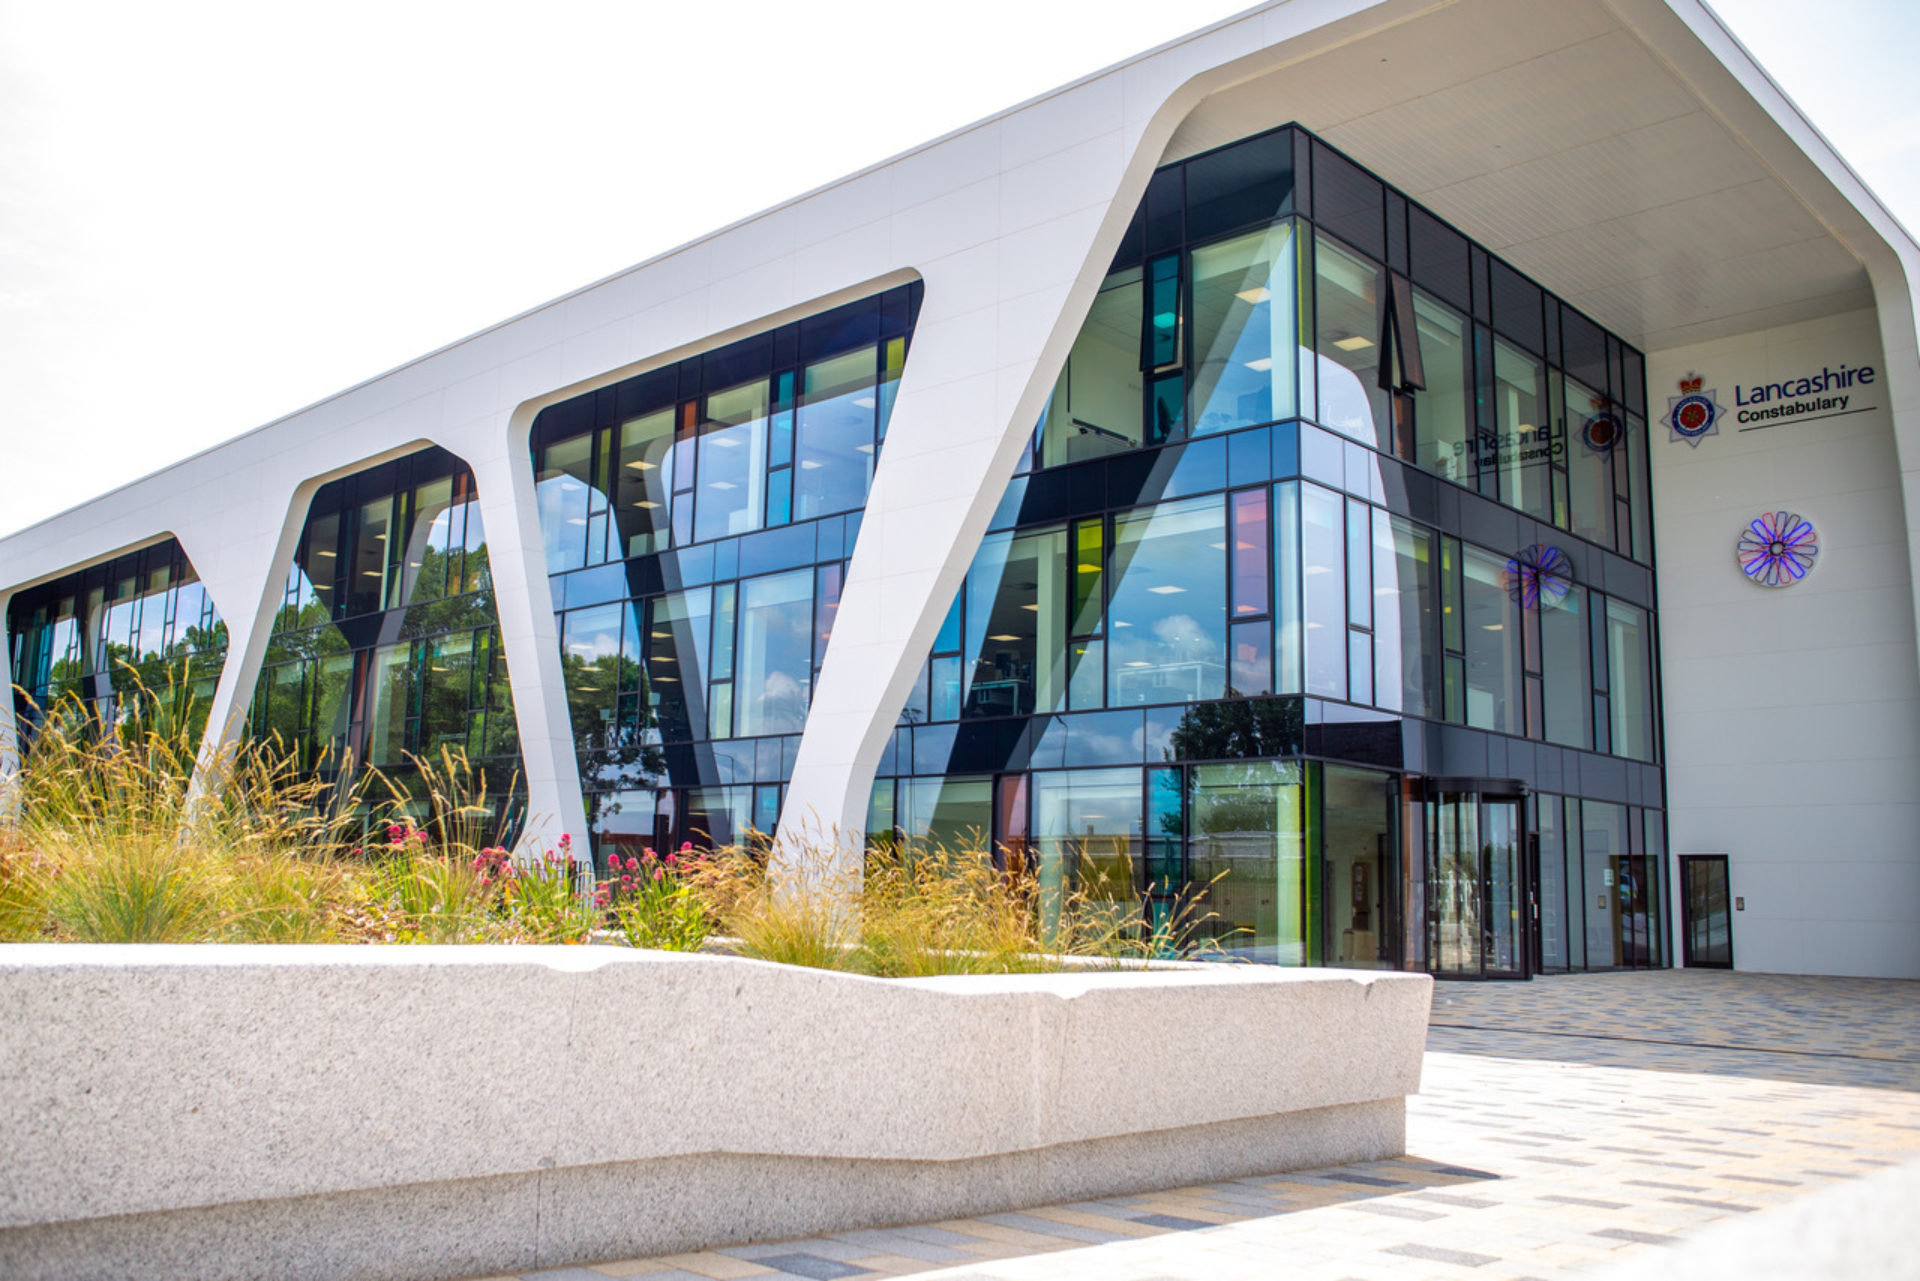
<box><xmin>472</xmin><ymin>971</ymin><xmax>1920</xmax><ymax>1281</ymax></box>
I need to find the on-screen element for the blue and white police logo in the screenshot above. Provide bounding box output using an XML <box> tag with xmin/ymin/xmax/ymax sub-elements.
<box><xmin>1663</xmin><ymin>373</ymin><xmax>1725</xmax><ymax>448</ymax></box>
<box><xmin>1580</xmin><ymin>394</ymin><xmax>1622</xmax><ymax>455</ymax></box>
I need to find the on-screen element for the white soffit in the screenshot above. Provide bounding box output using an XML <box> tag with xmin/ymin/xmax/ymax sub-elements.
<box><xmin>1165</xmin><ymin>0</ymin><xmax>1874</xmax><ymax>352</ymax></box>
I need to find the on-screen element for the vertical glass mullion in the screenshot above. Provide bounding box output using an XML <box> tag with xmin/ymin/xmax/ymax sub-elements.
<box><xmin>1548</xmin><ymin>368</ymin><xmax>1569</xmax><ymax>530</ymax></box>
<box><xmin>1300</xmin><ymin>483</ymin><xmax>1345</xmax><ymax>699</ymax></box>
<box><xmin>1070</xmin><ymin>517</ymin><xmax>1106</xmax><ymax>710</ymax></box>
<box><xmin>1441</xmin><ymin>534</ymin><xmax>1464</xmax><ymax>722</ymax></box>
<box><xmin>1230</xmin><ymin>489</ymin><xmax>1270</xmax><ymax>619</ymax></box>
<box><xmin>710</xmin><ymin>583</ymin><xmax>737</xmax><ymax>740</ymax></box>
<box><xmin>814</xmin><ymin>563</ymin><xmax>844</xmax><ymax>678</ymax></box>
<box><xmin>1276</xmin><ymin>482</ymin><xmax>1302</xmax><ymax>694</ymax></box>
<box><xmin>1297</xmin><ymin>225</ymin><xmax>1317</xmax><ymax>428</ymax></box>
<box><xmin>672</xmin><ymin>401</ymin><xmax>697</xmax><ymax>548</ymax></box>
<box><xmin>1345</xmin><ymin>498</ymin><xmax>1371</xmax><ymax>631</ymax></box>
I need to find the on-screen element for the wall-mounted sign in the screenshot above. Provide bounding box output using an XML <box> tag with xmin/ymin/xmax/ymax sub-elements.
<box><xmin>1733</xmin><ymin>363</ymin><xmax>1876</xmax><ymax>430</ymax></box>
<box><xmin>1736</xmin><ymin>512</ymin><xmax>1819</xmax><ymax>587</ymax></box>
<box><xmin>1663</xmin><ymin>373</ymin><xmax>1725</xmax><ymax>447</ymax></box>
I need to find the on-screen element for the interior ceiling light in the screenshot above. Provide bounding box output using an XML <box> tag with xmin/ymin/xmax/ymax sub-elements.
<box><xmin>709</xmin><ymin>435</ymin><xmax>742</xmax><ymax>447</ymax></box>
<box><xmin>988</xmin><ymin>634</ymin><xmax>1023</xmax><ymax>642</ymax></box>
<box><xmin>626</xmin><ymin>459</ymin><xmax>656</xmax><ymax>470</ymax></box>
<box><xmin>1020</xmin><ymin>603</ymin><xmax>1040</xmax><ymax>611</ymax></box>
<box><xmin>1235</xmin><ymin>287</ymin><xmax>1271</xmax><ymax>304</ymax></box>
<box><xmin>1148</xmin><ymin>585</ymin><xmax>1186</xmax><ymax>594</ymax></box>
<box><xmin>634</xmin><ymin>500</ymin><xmax>660</xmax><ymax>509</ymax></box>
<box><xmin>709</xmin><ymin>481</ymin><xmax>737</xmax><ymax>491</ymax></box>
<box><xmin>1334</xmin><ymin>336</ymin><xmax>1375</xmax><ymax>351</ymax></box>
<box><xmin>1243</xmin><ymin>357</ymin><xmax>1274</xmax><ymax>372</ymax></box>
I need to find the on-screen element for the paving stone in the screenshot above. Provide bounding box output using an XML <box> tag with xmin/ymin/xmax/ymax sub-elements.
<box><xmin>1382</xmin><ymin>1241</ymin><xmax>1499</xmax><ymax>1266</ymax></box>
<box><xmin>750</xmin><ymin>1255</ymin><xmax>872</xmax><ymax>1280</ymax></box>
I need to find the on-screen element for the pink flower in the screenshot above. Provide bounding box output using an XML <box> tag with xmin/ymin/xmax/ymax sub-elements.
<box><xmin>652</xmin><ymin>868</ymin><xmax>665</xmax><ymax>882</ymax></box>
<box><xmin>558</xmin><ymin>833</ymin><xmax>573</xmax><ymax>852</ymax></box>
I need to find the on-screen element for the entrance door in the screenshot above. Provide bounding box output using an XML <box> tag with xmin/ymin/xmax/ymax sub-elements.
<box><xmin>1482</xmin><ymin>799</ymin><xmax>1527</xmax><ymax>977</ymax></box>
<box><xmin>1427</xmin><ymin>793</ymin><xmax>1532</xmax><ymax>979</ymax></box>
<box><xmin>1680</xmin><ymin>854</ymin><xmax>1734</xmax><ymax>968</ymax></box>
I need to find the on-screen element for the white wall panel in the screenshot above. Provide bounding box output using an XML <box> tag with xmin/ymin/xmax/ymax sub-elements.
<box><xmin>1651</xmin><ymin>308</ymin><xmax>1920</xmax><ymax>978</ymax></box>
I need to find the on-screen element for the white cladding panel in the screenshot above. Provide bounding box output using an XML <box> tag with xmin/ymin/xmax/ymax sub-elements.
<box><xmin>1651</xmin><ymin>308</ymin><xmax>1920</xmax><ymax>979</ymax></box>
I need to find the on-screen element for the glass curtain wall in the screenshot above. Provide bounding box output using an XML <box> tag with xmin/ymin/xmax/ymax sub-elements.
<box><xmin>1024</xmin><ymin>127</ymin><xmax>1652</xmax><ymax>564</ymax></box>
<box><xmin>245</xmin><ymin>447</ymin><xmax>522</xmax><ymax>823</ymax></box>
<box><xmin>532</xmin><ymin>284</ymin><xmax>922</xmax><ymax>860</ymax></box>
<box><xmin>8</xmin><ymin>540</ymin><xmax>228</xmax><ymax>741</ymax></box>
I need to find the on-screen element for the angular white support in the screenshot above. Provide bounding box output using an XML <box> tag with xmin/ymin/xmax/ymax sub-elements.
<box><xmin>466</xmin><ymin>450</ymin><xmax>591</xmax><ymax>861</ymax></box>
<box><xmin>182</xmin><ymin>496</ymin><xmax>314</xmax><ymax>798</ymax></box>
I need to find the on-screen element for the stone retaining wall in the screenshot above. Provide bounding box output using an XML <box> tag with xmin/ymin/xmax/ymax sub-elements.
<box><xmin>0</xmin><ymin>945</ymin><xmax>1430</xmax><ymax>1280</ymax></box>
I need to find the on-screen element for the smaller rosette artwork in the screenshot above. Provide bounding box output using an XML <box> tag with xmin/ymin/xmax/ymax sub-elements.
<box><xmin>1736</xmin><ymin>511</ymin><xmax>1818</xmax><ymax>588</ymax></box>
<box><xmin>1503</xmin><ymin>544</ymin><xmax>1573</xmax><ymax>611</ymax></box>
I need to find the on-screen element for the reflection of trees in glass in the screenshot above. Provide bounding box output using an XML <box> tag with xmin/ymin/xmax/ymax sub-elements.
<box><xmin>1163</xmin><ymin>697</ymin><xmax>1301</xmax><ymax>763</ymax></box>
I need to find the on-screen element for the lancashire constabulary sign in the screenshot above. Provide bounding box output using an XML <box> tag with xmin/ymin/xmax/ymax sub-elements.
<box><xmin>1664</xmin><ymin>360</ymin><xmax>1879</xmax><ymax>446</ymax></box>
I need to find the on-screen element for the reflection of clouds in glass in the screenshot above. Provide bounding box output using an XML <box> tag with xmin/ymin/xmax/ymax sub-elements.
<box><xmin>751</xmin><ymin>669</ymin><xmax>807</xmax><ymax>731</ymax></box>
<box><xmin>1316</xmin><ymin>353</ymin><xmax>1376</xmax><ymax>444</ymax></box>
<box><xmin>1075</xmin><ymin>729</ymin><xmax>1137</xmax><ymax>762</ymax></box>
<box><xmin>1150</xmin><ymin>613</ymin><xmax>1211</xmax><ymax>659</ymax></box>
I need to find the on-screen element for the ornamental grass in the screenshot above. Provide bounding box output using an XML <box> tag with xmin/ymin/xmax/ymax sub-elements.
<box><xmin>2</xmin><ymin>676</ymin><xmax>1226</xmax><ymax>965</ymax></box>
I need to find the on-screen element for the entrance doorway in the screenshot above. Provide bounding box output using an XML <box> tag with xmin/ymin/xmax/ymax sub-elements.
<box><xmin>1679</xmin><ymin>854</ymin><xmax>1733</xmax><ymax>969</ymax></box>
<box><xmin>1427</xmin><ymin>792</ymin><xmax>1531</xmax><ymax>979</ymax></box>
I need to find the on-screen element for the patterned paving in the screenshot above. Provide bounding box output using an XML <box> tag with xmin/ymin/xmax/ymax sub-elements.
<box><xmin>468</xmin><ymin>970</ymin><xmax>1920</xmax><ymax>1281</ymax></box>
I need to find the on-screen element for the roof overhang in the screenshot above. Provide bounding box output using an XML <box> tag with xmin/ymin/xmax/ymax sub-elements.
<box><xmin>1163</xmin><ymin>0</ymin><xmax>1901</xmax><ymax>354</ymax></box>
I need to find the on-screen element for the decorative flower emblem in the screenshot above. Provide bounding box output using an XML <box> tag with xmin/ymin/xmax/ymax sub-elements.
<box><xmin>1503</xmin><ymin>544</ymin><xmax>1573</xmax><ymax>610</ymax></box>
<box><xmin>1736</xmin><ymin>512</ymin><xmax>1818</xmax><ymax>588</ymax></box>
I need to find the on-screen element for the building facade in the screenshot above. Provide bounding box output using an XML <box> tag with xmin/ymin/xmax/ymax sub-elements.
<box><xmin>4</xmin><ymin>0</ymin><xmax>1918</xmax><ymax>979</ymax></box>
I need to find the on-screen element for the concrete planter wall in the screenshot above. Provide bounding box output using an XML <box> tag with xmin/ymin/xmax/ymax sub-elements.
<box><xmin>0</xmin><ymin>945</ymin><xmax>1430</xmax><ymax>1281</ymax></box>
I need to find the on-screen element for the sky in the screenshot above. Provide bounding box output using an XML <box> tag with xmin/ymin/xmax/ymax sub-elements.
<box><xmin>1</xmin><ymin>0</ymin><xmax>1916</xmax><ymax>539</ymax></box>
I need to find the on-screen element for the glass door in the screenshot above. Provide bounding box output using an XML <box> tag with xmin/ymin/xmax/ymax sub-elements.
<box><xmin>1426</xmin><ymin>791</ymin><xmax>1532</xmax><ymax>979</ymax></box>
<box><xmin>1428</xmin><ymin>794</ymin><xmax>1481</xmax><ymax>975</ymax></box>
<box><xmin>1680</xmin><ymin>854</ymin><xmax>1733</xmax><ymax>968</ymax></box>
<box><xmin>1482</xmin><ymin>799</ymin><xmax>1526</xmax><ymax>977</ymax></box>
